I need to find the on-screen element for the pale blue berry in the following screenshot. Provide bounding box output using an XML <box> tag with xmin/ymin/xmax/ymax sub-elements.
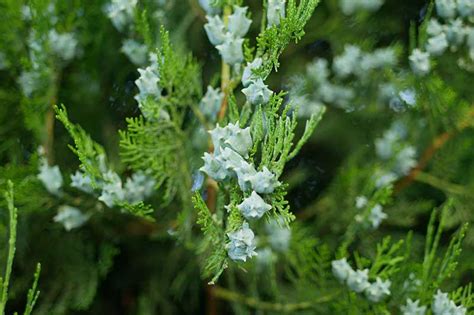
<box><xmin>355</xmin><ymin>196</ymin><xmax>368</xmax><ymax>209</ymax></box>
<box><xmin>265</xmin><ymin>217</ymin><xmax>291</xmax><ymax>252</ymax></box>
<box><xmin>199</xmin><ymin>0</ymin><xmax>220</xmax><ymax>15</ymax></box>
<box><xmin>445</xmin><ymin>19</ymin><xmax>466</xmax><ymax>47</ymax></box>
<box><xmin>216</xmin><ymin>33</ymin><xmax>244</xmax><ymax>65</ymax></box>
<box><xmin>457</xmin><ymin>0</ymin><xmax>474</xmax><ymax>17</ymax></box>
<box><xmin>234</xmin><ymin>160</ymin><xmax>258</xmax><ymax>191</ymax></box>
<box><xmin>368</xmin><ymin>204</ymin><xmax>387</xmax><ymax>229</ymax></box>
<box><xmin>98</xmin><ymin>171</ymin><xmax>126</xmax><ymax>207</ymax></box>
<box><xmin>401</xmin><ymin>299</ymin><xmax>427</xmax><ymax>315</ymax></box>
<box><xmin>71</xmin><ymin>171</ymin><xmax>94</xmax><ymax>194</ymax></box>
<box><xmin>200</xmin><ymin>86</ymin><xmax>224</xmax><ymax>121</ymax></box>
<box><xmin>427</xmin><ymin>19</ymin><xmax>446</xmax><ymax>37</ymax></box>
<box><xmin>228</xmin><ymin>6</ymin><xmax>252</xmax><ymax>38</ymax></box>
<box><xmin>346</xmin><ymin>269</ymin><xmax>370</xmax><ymax>293</ymax></box>
<box><xmin>242</xmin><ymin>57</ymin><xmax>263</xmax><ymax>87</ymax></box>
<box><xmin>267</xmin><ymin>0</ymin><xmax>286</xmax><ymax>27</ymax></box>
<box><xmin>241</xmin><ymin>78</ymin><xmax>273</xmax><ymax>105</ymax></box>
<box><xmin>48</xmin><ymin>30</ymin><xmax>78</xmax><ymax>61</ymax></box>
<box><xmin>227</xmin><ymin>222</ymin><xmax>258</xmax><ymax>262</ymax></box>
<box><xmin>200</xmin><ymin>152</ymin><xmax>231</xmax><ymax>181</ymax></box>
<box><xmin>124</xmin><ymin>171</ymin><xmax>156</xmax><ymax>203</ymax></box>
<box><xmin>237</xmin><ymin>191</ymin><xmax>272</xmax><ymax>219</ymax></box>
<box><xmin>251</xmin><ymin>167</ymin><xmax>280</xmax><ymax>194</ymax></box>
<box><xmin>435</xmin><ymin>0</ymin><xmax>457</xmax><ymax>19</ymax></box>
<box><xmin>54</xmin><ymin>205</ymin><xmax>91</xmax><ymax>231</ymax></box>
<box><xmin>426</xmin><ymin>32</ymin><xmax>449</xmax><ymax>56</ymax></box>
<box><xmin>224</xmin><ymin>124</ymin><xmax>253</xmax><ymax>158</ymax></box>
<box><xmin>134</xmin><ymin>65</ymin><xmax>161</xmax><ymax>103</ymax></box>
<box><xmin>409</xmin><ymin>49</ymin><xmax>431</xmax><ymax>75</ymax></box>
<box><xmin>38</xmin><ymin>160</ymin><xmax>63</xmax><ymax>196</ymax></box>
<box><xmin>121</xmin><ymin>39</ymin><xmax>148</xmax><ymax>65</ymax></box>
<box><xmin>331</xmin><ymin>258</ymin><xmax>353</xmax><ymax>283</ymax></box>
<box><xmin>365</xmin><ymin>277</ymin><xmax>391</xmax><ymax>302</ymax></box>
<box><xmin>204</xmin><ymin>15</ymin><xmax>226</xmax><ymax>46</ymax></box>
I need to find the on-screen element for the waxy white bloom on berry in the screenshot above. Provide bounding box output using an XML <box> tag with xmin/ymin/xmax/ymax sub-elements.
<box><xmin>224</xmin><ymin>125</ymin><xmax>253</xmax><ymax>158</ymax></box>
<box><xmin>242</xmin><ymin>57</ymin><xmax>263</xmax><ymax>87</ymax></box>
<box><xmin>432</xmin><ymin>290</ymin><xmax>467</xmax><ymax>315</ymax></box>
<box><xmin>199</xmin><ymin>0</ymin><xmax>220</xmax><ymax>15</ymax></box>
<box><xmin>347</xmin><ymin>269</ymin><xmax>370</xmax><ymax>293</ymax></box>
<box><xmin>219</xmin><ymin>147</ymin><xmax>248</xmax><ymax>171</ymax></box>
<box><xmin>99</xmin><ymin>171</ymin><xmax>125</xmax><ymax>207</ymax></box>
<box><xmin>204</xmin><ymin>15</ymin><xmax>226</xmax><ymax>46</ymax></box>
<box><xmin>227</xmin><ymin>222</ymin><xmax>257</xmax><ymax>262</ymax></box>
<box><xmin>375</xmin><ymin>171</ymin><xmax>398</xmax><ymax>188</ymax></box>
<box><xmin>200</xmin><ymin>152</ymin><xmax>231</xmax><ymax>181</ymax></box>
<box><xmin>399</xmin><ymin>89</ymin><xmax>416</xmax><ymax>106</ymax></box>
<box><xmin>235</xmin><ymin>160</ymin><xmax>257</xmax><ymax>191</ymax></box>
<box><xmin>228</xmin><ymin>6</ymin><xmax>252</xmax><ymax>38</ymax></box>
<box><xmin>267</xmin><ymin>0</ymin><xmax>286</xmax><ymax>27</ymax></box>
<box><xmin>216</xmin><ymin>33</ymin><xmax>244</xmax><ymax>65</ymax></box>
<box><xmin>426</xmin><ymin>33</ymin><xmax>449</xmax><ymax>55</ymax></box>
<box><xmin>134</xmin><ymin>65</ymin><xmax>161</xmax><ymax>103</ymax></box>
<box><xmin>395</xmin><ymin>146</ymin><xmax>417</xmax><ymax>175</ymax></box>
<box><xmin>242</xmin><ymin>78</ymin><xmax>273</xmax><ymax>105</ymax></box>
<box><xmin>446</xmin><ymin>19</ymin><xmax>466</xmax><ymax>46</ymax></box>
<box><xmin>237</xmin><ymin>191</ymin><xmax>272</xmax><ymax>219</ymax></box>
<box><xmin>210</xmin><ymin>123</ymin><xmax>252</xmax><ymax>157</ymax></box>
<box><xmin>409</xmin><ymin>49</ymin><xmax>431</xmax><ymax>75</ymax></box>
<box><xmin>38</xmin><ymin>160</ymin><xmax>63</xmax><ymax>196</ymax></box>
<box><xmin>124</xmin><ymin>171</ymin><xmax>156</xmax><ymax>203</ymax></box>
<box><xmin>427</xmin><ymin>19</ymin><xmax>446</xmax><ymax>36</ymax></box>
<box><xmin>339</xmin><ymin>0</ymin><xmax>384</xmax><ymax>15</ymax></box>
<box><xmin>106</xmin><ymin>0</ymin><xmax>138</xmax><ymax>31</ymax></box>
<box><xmin>71</xmin><ymin>171</ymin><xmax>94</xmax><ymax>194</ymax></box>
<box><xmin>331</xmin><ymin>258</ymin><xmax>353</xmax><ymax>282</ymax></box>
<box><xmin>54</xmin><ymin>205</ymin><xmax>91</xmax><ymax>231</ymax></box>
<box><xmin>121</xmin><ymin>39</ymin><xmax>148</xmax><ymax>65</ymax></box>
<box><xmin>200</xmin><ymin>86</ymin><xmax>224</xmax><ymax>121</ymax></box>
<box><xmin>333</xmin><ymin>45</ymin><xmax>362</xmax><ymax>78</ymax></box>
<box><xmin>365</xmin><ymin>277</ymin><xmax>391</xmax><ymax>302</ymax></box>
<box><xmin>435</xmin><ymin>0</ymin><xmax>457</xmax><ymax>19</ymax></box>
<box><xmin>265</xmin><ymin>217</ymin><xmax>291</xmax><ymax>252</ymax></box>
<box><xmin>457</xmin><ymin>0</ymin><xmax>474</xmax><ymax>17</ymax></box>
<box><xmin>48</xmin><ymin>30</ymin><xmax>78</xmax><ymax>61</ymax></box>
<box><xmin>359</xmin><ymin>48</ymin><xmax>397</xmax><ymax>73</ymax></box>
<box><xmin>401</xmin><ymin>299</ymin><xmax>427</xmax><ymax>315</ymax></box>
<box><xmin>355</xmin><ymin>196</ymin><xmax>368</xmax><ymax>209</ymax></box>
<box><xmin>251</xmin><ymin>167</ymin><xmax>280</xmax><ymax>194</ymax></box>
<box><xmin>18</xmin><ymin>71</ymin><xmax>42</xmax><ymax>97</ymax></box>
<box><xmin>369</xmin><ymin>204</ymin><xmax>387</xmax><ymax>228</ymax></box>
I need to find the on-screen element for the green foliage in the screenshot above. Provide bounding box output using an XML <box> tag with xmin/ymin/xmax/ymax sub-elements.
<box><xmin>55</xmin><ymin>105</ymin><xmax>106</xmax><ymax>183</ymax></box>
<box><xmin>257</xmin><ymin>0</ymin><xmax>320</xmax><ymax>73</ymax></box>
<box><xmin>0</xmin><ymin>0</ymin><xmax>473</xmax><ymax>314</ymax></box>
<box><xmin>193</xmin><ymin>193</ymin><xmax>228</xmax><ymax>284</ymax></box>
<box><xmin>0</xmin><ymin>181</ymin><xmax>41</xmax><ymax>315</ymax></box>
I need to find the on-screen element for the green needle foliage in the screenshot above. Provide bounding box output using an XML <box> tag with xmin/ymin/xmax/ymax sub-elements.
<box><xmin>0</xmin><ymin>0</ymin><xmax>473</xmax><ymax>314</ymax></box>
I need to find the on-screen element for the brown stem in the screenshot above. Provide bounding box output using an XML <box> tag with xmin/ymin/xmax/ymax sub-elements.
<box><xmin>217</xmin><ymin>5</ymin><xmax>232</xmax><ymax>122</ymax></box>
<box><xmin>188</xmin><ymin>0</ymin><xmax>207</xmax><ymax>22</ymax></box>
<box><xmin>43</xmin><ymin>71</ymin><xmax>61</xmax><ymax>165</ymax></box>
<box><xmin>213</xmin><ymin>286</ymin><xmax>338</xmax><ymax>312</ymax></box>
<box><xmin>394</xmin><ymin>107</ymin><xmax>474</xmax><ymax>193</ymax></box>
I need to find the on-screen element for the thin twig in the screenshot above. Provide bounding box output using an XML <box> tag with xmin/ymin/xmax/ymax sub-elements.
<box><xmin>44</xmin><ymin>70</ymin><xmax>61</xmax><ymax>165</ymax></box>
<box><xmin>415</xmin><ymin>172</ymin><xmax>469</xmax><ymax>196</ymax></box>
<box><xmin>395</xmin><ymin>107</ymin><xmax>474</xmax><ymax>193</ymax></box>
<box><xmin>213</xmin><ymin>286</ymin><xmax>338</xmax><ymax>312</ymax></box>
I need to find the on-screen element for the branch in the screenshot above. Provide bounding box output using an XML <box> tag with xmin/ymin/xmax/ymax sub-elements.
<box><xmin>213</xmin><ymin>286</ymin><xmax>338</xmax><ymax>312</ymax></box>
<box><xmin>394</xmin><ymin>106</ymin><xmax>474</xmax><ymax>193</ymax></box>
